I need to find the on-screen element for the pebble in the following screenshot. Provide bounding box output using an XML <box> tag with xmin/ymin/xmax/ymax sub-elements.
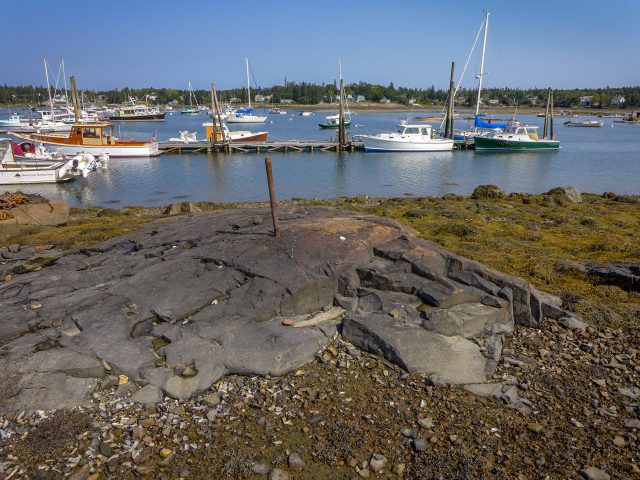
<box><xmin>288</xmin><ymin>452</ymin><xmax>305</xmax><ymax>469</ymax></box>
<box><xmin>413</xmin><ymin>438</ymin><xmax>429</xmax><ymax>451</ymax></box>
<box><xmin>268</xmin><ymin>468</ymin><xmax>289</xmax><ymax>480</ymax></box>
<box><xmin>579</xmin><ymin>466</ymin><xmax>610</xmax><ymax>480</ymax></box>
<box><xmin>369</xmin><ymin>454</ymin><xmax>386</xmax><ymax>471</ymax></box>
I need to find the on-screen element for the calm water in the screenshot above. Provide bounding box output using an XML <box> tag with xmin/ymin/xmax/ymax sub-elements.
<box><xmin>1</xmin><ymin>108</ymin><xmax>639</xmax><ymax>208</ymax></box>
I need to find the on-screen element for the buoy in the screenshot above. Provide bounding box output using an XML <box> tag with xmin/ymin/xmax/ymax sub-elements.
<box><xmin>611</xmin><ymin>125</ymin><xmax>614</xmax><ymax>128</ymax></box>
<box><xmin>290</xmin><ymin>118</ymin><xmax>292</xmax><ymax>121</ymax></box>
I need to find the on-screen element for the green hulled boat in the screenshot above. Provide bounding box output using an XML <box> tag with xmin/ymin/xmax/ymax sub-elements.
<box><xmin>318</xmin><ymin>114</ymin><xmax>351</xmax><ymax>129</ymax></box>
<box><xmin>474</xmin><ymin>121</ymin><xmax>559</xmax><ymax>150</ymax></box>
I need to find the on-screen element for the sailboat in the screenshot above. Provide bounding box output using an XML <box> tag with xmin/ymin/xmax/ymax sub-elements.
<box><xmin>227</xmin><ymin>58</ymin><xmax>267</xmax><ymax>123</ymax></box>
<box><xmin>181</xmin><ymin>82</ymin><xmax>201</xmax><ymax>115</ymax></box>
<box><xmin>449</xmin><ymin>12</ymin><xmax>507</xmax><ymax>141</ymax></box>
<box><xmin>318</xmin><ymin>59</ymin><xmax>352</xmax><ymax>129</ymax></box>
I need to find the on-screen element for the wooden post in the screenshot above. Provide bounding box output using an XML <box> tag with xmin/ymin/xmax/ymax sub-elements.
<box><xmin>448</xmin><ymin>62</ymin><xmax>455</xmax><ymax>139</ymax></box>
<box><xmin>70</xmin><ymin>76</ymin><xmax>79</xmax><ymax>122</ymax></box>
<box><xmin>211</xmin><ymin>84</ymin><xmax>227</xmax><ymax>151</ymax></box>
<box><xmin>339</xmin><ymin>78</ymin><xmax>345</xmax><ymax>151</ymax></box>
<box><xmin>264</xmin><ymin>157</ymin><xmax>280</xmax><ymax>238</ymax></box>
<box><xmin>210</xmin><ymin>84</ymin><xmax>217</xmax><ymax>148</ymax></box>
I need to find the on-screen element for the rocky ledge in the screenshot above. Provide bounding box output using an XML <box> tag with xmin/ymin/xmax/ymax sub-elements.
<box><xmin>0</xmin><ymin>206</ymin><xmax>579</xmax><ymax>415</ymax></box>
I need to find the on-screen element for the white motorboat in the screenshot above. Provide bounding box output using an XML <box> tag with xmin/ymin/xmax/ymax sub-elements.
<box><xmin>0</xmin><ymin>138</ymin><xmax>74</xmax><ymax>184</ymax></box>
<box><xmin>564</xmin><ymin>119</ymin><xmax>604</xmax><ymax>127</ymax></box>
<box><xmin>0</xmin><ymin>114</ymin><xmax>32</xmax><ymax>132</ymax></box>
<box><xmin>269</xmin><ymin>107</ymin><xmax>286</xmax><ymax>115</ymax></box>
<box><xmin>167</xmin><ymin>131</ymin><xmax>198</xmax><ymax>143</ymax></box>
<box><xmin>11</xmin><ymin>140</ymin><xmax>109</xmax><ymax>176</ymax></box>
<box><xmin>360</xmin><ymin>122</ymin><xmax>455</xmax><ymax>152</ymax></box>
<box><xmin>299</xmin><ymin>111</ymin><xmax>313</xmax><ymax>116</ymax></box>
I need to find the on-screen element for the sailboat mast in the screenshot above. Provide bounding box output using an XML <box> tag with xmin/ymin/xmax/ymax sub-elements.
<box><xmin>43</xmin><ymin>58</ymin><xmax>55</xmax><ymax>119</ymax></box>
<box><xmin>61</xmin><ymin>56</ymin><xmax>70</xmax><ymax>113</ymax></box>
<box><xmin>475</xmin><ymin>11</ymin><xmax>489</xmax><ymax>116</ymax></box>
<box><xmin>246</xmin><ymin>58</ymin><xmax>251</xmax><ymax>109</ymax></box>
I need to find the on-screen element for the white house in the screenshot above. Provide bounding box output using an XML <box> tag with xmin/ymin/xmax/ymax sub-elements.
<box><xmin>379</xmin><ymin>97</ymin><xmax>391</xmax><ymax>104</ymax></box>
<box><xmin>280</xmin><ymin>99</ymin><xmax>294</xmax><ymax>104</ymax></box>
<box><xmin>255</xmin><ymin>94</ymin><xmax>272</xmax><ymax>102</ymax></box>
<box><xmin>53</xmin><ymin>94</ymin><xmax>67</xmax><ymax>103</ymax></box>
<box><xmin>580</xmin><ymin>95</ymin><xmax>596</xmax><ymax>107</ymax></box>
<box><xmin>355</xmin><ymin>95</ymin><xmax>365</xmax><ymax>102</ymax></box>
<box><xmin>488</xmin><ymin>99</ymin><xmax>500</xmax><ymax>105</ymax></box>
<box><xmin>612</xmin><ymin>95</ymin><xmax>626</xmax><ymax>106</ymax></box>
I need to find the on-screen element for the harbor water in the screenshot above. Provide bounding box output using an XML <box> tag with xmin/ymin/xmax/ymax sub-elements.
<box><xmin>1</xmin><ymin>108</ymin><xmax>639</xmax><ymax>208</ymax></box>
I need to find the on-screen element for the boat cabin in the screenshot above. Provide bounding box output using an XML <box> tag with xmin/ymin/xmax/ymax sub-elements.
<box><xmin>502</xmin><ymin>122</ymin><xmax>539</xmax><ymax>140</ymax></box>
<box><xmin>393</xmin><ymin>124</ymin><xmax>434</xmax><ymax>137</ymax></box>
<box><xmin>68</xmin><ymin>124</ymin><xmax>117</xmax><ymax>145</ymax></box>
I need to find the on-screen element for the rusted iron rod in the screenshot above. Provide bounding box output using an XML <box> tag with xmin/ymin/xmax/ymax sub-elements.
<box><xmin>264</xmin><ymin>157</ymin><xmax>280</xmax><ymax>238</ymax></box>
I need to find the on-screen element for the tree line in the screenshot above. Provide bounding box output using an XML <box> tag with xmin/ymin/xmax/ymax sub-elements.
<box><xmin>1</xmin><ymin>82</ymin><xmax>638</xmax><ymax>108</ymax></box>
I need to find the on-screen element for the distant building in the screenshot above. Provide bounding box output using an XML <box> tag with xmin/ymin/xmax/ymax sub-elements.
<box><xmin>405</xmin><ymin>98</ymin><xmax>416</xmax><ymax>106</ymax></box>
<box><xmin>528</xmin><ymin>96</ymin><xmax>539</xmax><ymax>105</ymax></box>
<box><xmin>355</xmin><ymin>95</ymin><xmax>365</xmax><ymax>102</ymax></box>
<box><xmin>255</xmin><ymin>94</ymin><xmax>272</xmax><ymax>102</ymax></box>
<box><xmin>320</xmin><ymin>95</ymin><xmax>328</xmax><ymax>102</ymax></box>
<box><xmin>346</xmin><ymin>94</ymin><xmax>353</xmax><ymax>101</ymax></box>
<box><xmin>379</xmin><ymin>97</ymin><xmax>391</xmax><ymax>104</ymax></box>
<box><xmin>612</xmin><ymin>95</ymin><xmax>626</xmax><ymax>106</ymax></box>
<box><xmin>580</xmin><ymin>95</ymin><xmax>595</xmax><ymax>107</ymax></box>
<box><xmin>488</xmin><ymin>99</ymin><xmax>500</xmax><ymax>105</ymax></box>
<box><xmin>280</xmin><ymin>99</ymin><xmax>294</xmax><ymax>104</ymax></box>
<box><xmin>229</xmin><ymin>98</ymin><xmax>241</xmax><ymax>103</ymax></box>
<box><xmin>331</xmin><ymin>94</ymin><xmax>340</xmax><ymax>102</ymax></box>
<box><xmin>53</xmin><ymin>94</ymin><xmax>67</xmax><ymax>103</ymax></box>
<box><xmin>169</xmin><ymin>99</ymin><xmax>179</xmax><ymax>105</ymax></box>
<box><xmin>147</xmin><ymin>93</ymin><xmax>157</xmax><ymax>101</ymax></box>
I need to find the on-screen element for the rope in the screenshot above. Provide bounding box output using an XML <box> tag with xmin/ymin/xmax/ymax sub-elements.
<box><xmin>0</xmin><ymin>193</ymin><xmax>29</xmax><ymax>220</ymax></box>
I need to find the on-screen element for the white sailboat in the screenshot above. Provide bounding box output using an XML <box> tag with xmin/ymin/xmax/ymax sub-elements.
<box><xmin>227</xmin><ymin>58</ymin><xmax>267</xmax><ymax>123</ymax></box>
<box><xmin>181</xmin><ymin>82</ymin><xmax>201</xmax><ymax>115</ymax></box>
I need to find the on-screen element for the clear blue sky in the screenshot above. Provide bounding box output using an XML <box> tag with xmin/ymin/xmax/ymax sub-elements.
<box><xmin>4</xmin><ymin>0</ymin><xmax>639</xmax><ymax>93</ymax></box>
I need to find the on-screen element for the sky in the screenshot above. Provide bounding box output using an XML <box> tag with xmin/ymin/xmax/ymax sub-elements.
<box><xmin>3</xmin><ymin>0</ymin><xmax>639</xmax><ymax>94</ymax></box>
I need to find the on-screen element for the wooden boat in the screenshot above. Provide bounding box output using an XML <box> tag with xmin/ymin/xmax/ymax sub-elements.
<box><xmin>203</xmin><ymin>122</ymin><xmax>267</xmax><ymax>142</ymax></box>
<box><xmin>12</xmin><ymin>122</ymin><xmax>159</xmax><ymax>157</ymax></box>
<box><xmin>0</xmin><ymin>138</ymin><xmax>74</xmax><ymax>184</ymax></box>
<box><xmin>360</xmin><ymin>122</ymin><xmax>454</xmax><ymax>152</ymax></box>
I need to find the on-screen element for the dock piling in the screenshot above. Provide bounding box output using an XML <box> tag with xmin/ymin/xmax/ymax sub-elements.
<box><xmin>265</xmin><ymin>157</ymin><xmax>280</xmax><ymax>238</ymax></box>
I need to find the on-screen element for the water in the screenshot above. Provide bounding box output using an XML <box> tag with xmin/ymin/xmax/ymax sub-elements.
<box><xmin>1</xmin><ymin>108</ymin><xmax>638</xmax><ymax>208</ymax></box>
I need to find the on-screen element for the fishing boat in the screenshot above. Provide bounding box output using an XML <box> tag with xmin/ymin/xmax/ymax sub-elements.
<box><xmin>474</xmin><ymin>120</ymin><xmax>559</xmax><ymax>150</ymax></box>
<box><xmin>0</xmin><ymin>138</ymin><xmax>74</xmax><ymax>184</ymax></box>
<box><xmin>564</xmin><ymin>118</ymin><xmax>604</xmax><ymax>127</ymax></box>
<box><xmin>269</xmin><ymin>106</ymin><xmax>286</xmax><ymax>115</ymax></box>
<box><xmin>12</xmin><ymin>122</ymin><xmax>159</xmax><ymax>157</ymax></box>
<box><xmin>0</xmin><ymin>114</ymin><xmax>33</xmax><ymax>132</ymax></box>
<box><xmin>360</xmin><ymin>122</ymin><xmax>454</xmax><ymax>152</ymax></box>
<box><xmin>318</xmin><ymin>114</ymin><xmax>351</xmax><ymax>129</ymax></box>
<box><xmin>108</xmin><ymin>98</ymin><xmax>166</xmax><ymax>121</ymax></box>
<box><xmin>227</xmin><ymin>59</ymin><xmax>267</xmax><ymax>123</ymax></box>
<box><xmin>203</xmin><ymin>122</ymin><xmax>267</xmax><ymax>142</ymax></box>
<box><xmin>299</xmin><ymin>111</ymin><xmax>313</xmax><ymax>116</ymax></box>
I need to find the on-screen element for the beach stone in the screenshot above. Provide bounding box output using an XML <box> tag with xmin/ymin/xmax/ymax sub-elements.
<box><xmin>369</xmin><ymin>454</ymin><xmax>386</xmax><ymax>471</ymax></box>
<box><xmin>579</xmin><ymin>466</ymin><xmax>610</xmax><ymax>480</ymax></box>
<box><xmin>12</xmin><ymin>251</ymin><xmax>63</xmax><ymax>274</ymax></box>
<box><xmin>547</xmin><ymin>186</ymin><xmax>582</xmax><ymax>203</ymax></box>
<box><xmin>268</xmin><ymin>469</ymin><xmax>289</xmax><ymax>480</ymax></box>
<box><xmin>413</xmin><ymin>438</ymin><xmax>429</xmax><ymax>451</ymax></box>
<box><xmin>8</xmin><ymin>200</ymin><xmax>70</xmax><ymax>226</ymax></box>
<box><xmin>131</xmin><ymin>384</ymin><xmax>163</xmax><ymax>404</ymax></box>
<box><xmin>252</xmin><ymin>463</ymin><xmax>270</xmax><ymax>475</ymax></box>
<box><xmin>288</xmin><ymin>452</ymin><xmax>305</xmax><ymax>469</ymax></box>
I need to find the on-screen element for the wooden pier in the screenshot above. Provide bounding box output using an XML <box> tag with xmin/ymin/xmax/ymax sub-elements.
<box><xmin>158</xmin><ymin>139</ymin><xmax>474</xmax><ymax>154</ymax></box>
<box><xmin>159</xmin><ymin>140</ymin><xmax>365</xmax><ymax>154</ymax></box>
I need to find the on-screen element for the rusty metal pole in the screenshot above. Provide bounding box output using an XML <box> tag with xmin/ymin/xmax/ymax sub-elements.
<box><xmin>265</xmin><ymin>157</ymin><xmax>280</xmax><ymax>238</ymax></box>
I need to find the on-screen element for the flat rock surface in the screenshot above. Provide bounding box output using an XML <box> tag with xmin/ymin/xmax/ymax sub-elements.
<box><xmin>0</xmin><ymin>206</ymin><xmax>559</xmax><ymax>413</ymax></box>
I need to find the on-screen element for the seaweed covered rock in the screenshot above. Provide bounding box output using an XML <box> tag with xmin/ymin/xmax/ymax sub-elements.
<box><xmin>470</xmin><ymin>185</ymin><xmax>506</xmax><ymax>200</ymax></box>
<box><xmin>546</xmin><ymin>186</ymin><xmax>582</xmax><ymax>203</ymax></box>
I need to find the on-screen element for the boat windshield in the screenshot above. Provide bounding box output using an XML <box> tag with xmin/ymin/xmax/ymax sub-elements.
<box><xmin>82</xmin><ymin>127</ymin><xmax>100</xmax><ymax>138</ymax></box>
<box><xmin>395</xmin><ymin>126</ymin><xmax>405</xmax><ymax>134</ymax></box>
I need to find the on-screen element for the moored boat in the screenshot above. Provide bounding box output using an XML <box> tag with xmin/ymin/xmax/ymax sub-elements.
<box><xmin>360</xmin><ymin>122</ymin><xmax>454</xmax><ymax>152</ymax></box>
<box><xmin>318</xmin><ymin>114</ymin><xmax>351</xmax><ymax>129</ymax></box>
<box><xmin>0</xmin><ymin>138</ymin><xmax>74</xmax><ymax>184</ymax></box>
<box><xmin>12</xmin><ymin>122</ymin><xmax>159</xmax><ymax>157</ymax></box>
<box><xmin>564</xmin><ymin>119</ymin><xmax>604</xmax><ymax>127</ymax></box>
<box><xmin>108</xmin><ymin>101</ymin><xmax>166</xmax><ymax>121</ymax></box>
<box><xmin>473</xmin><ymin>121</ymin><xmax>559</xmax><ymax>150</ymax></box>
<box><xmin>203</xmin><ymin>122</ymin><xmax>267</xmax><ymax>142</ymax></box>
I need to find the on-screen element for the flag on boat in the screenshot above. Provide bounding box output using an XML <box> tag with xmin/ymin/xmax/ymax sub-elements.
<box><xmin>552</xmin><ymin>131</ymin><xmax>557</xmax><ymax>140</ymax></box>
<box><xmin>151</xmin><ymin>130</ymin><xmax>157</xmax><ymax>142</ymax></box>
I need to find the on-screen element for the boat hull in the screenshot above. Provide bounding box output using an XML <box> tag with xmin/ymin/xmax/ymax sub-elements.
<box><xmin>0</xmin><ymin>164</ymin><xmax>73</xmax><ymax>184</ymax></box>
<box><xmin>361</xmin><ymin>135</ymin><xmax>454</xmax><ymax>152</ymax></box>
<box><xmin>229</xmin><ymin>132</ymin><xmax>268</xmax><ymax>142</ymax></box>
<box><xmin>12</xmin><ymin>134</ymin><xmax>159</xmax><ymax>157</ymax></box>
<box><xmin>565</xmin><ymin>121</ymin><xmax>603</xmax><ymax>127</ymax></box>
<box><xmin>226</xmin><ymin>115</ymin><xmax>268</xmax><ymax>123</ymax></box>
<box><xmin>108</xmin><ymin>113</ymin><xmax>166</xmax><ymax>122</ymax></box>
<box><xmin>474</xmin><ymin>137</ymin><xmax>559</xmax><ymax>150</ymax></box>
<box><xmin>318</xmin><ymin>121</ymin><xmax>351</xmax><ymax>129</ymax></box>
